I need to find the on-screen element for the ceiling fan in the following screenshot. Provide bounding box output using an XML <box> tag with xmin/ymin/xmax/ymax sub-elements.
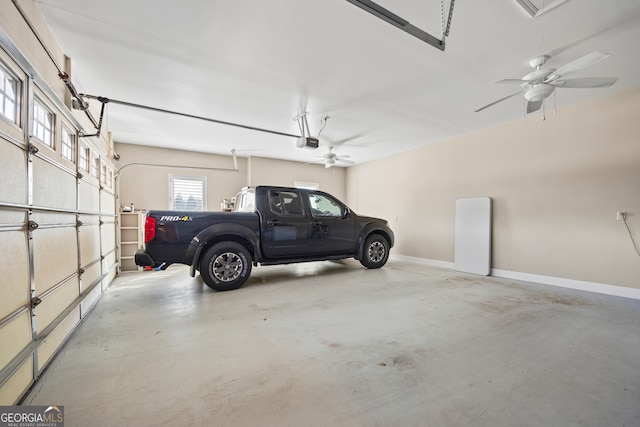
<box><xmin>475</xmin><ymin>51</ymin><xmax>618</xmax><ymax>115</ymax></box>
<box><xmin>314</xmin><ymin>146</ymin><xmax>354</xmax><ymax>168</ymax></box>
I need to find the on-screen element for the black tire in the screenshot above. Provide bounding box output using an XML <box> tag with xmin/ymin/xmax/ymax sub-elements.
<box><xmin>359</xmin><ymin>234</ymin><xmax>390</xmax><ymax>269</ymax></box>
<box><xmin>200</xmin><ymin>242</ymin><xmax>252</xmax><ymax>291</ymax></box>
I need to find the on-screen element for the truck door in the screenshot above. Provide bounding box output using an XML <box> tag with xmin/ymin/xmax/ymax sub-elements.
<box><xmin>306</xmin><ymin>192</ymin><xmax>356</xmax><ymax>254</ymax></box>
<box><xmin>261</xmin><ymin>189</ymin><xmax>310</xmax><ymax>258</ymax></box>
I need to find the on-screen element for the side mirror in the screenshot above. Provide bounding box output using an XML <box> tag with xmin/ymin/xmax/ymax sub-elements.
<box><xmin>343</xmin><ymin>207</ymin><xmax>351</xmax><ymax>218</ymax></box>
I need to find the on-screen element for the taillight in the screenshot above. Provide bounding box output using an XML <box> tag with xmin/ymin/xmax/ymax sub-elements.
<box><xmin>144</xmin><ymin>215</ymin><xmax>156</xmax><ymax>243</ymax></box>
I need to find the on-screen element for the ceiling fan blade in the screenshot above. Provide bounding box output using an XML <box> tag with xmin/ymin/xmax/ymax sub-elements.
<box><xmin>336</xmin><ymin>159</ymin><xmax>355</xmax><ymax>165</ymax></box>
<box><xmin>534</xmin><ymin>0</ymin><xmax>570</xmax><ymax>17</ymax></box>
<box><xmin>328</xmin><ymin>133</ymin><xmax>365</xmax><ymax>147</ymax></box>
<box><xmin>552</xmin><ymin>77</ymin><xmax>618</xmax><ymax>88</ymax></box>
<box><xmin>547</xmin><ymin>51</ymin><xmax>610</xmax><ymax>81</ymax></box>
<box><xmin>336</xmin><ymin>154</ymin><xmax>351</xmax><ymax>159</ymax></box>
<box><xmin>475</xmin><ymin>90</ymin><xmax>524</xmax><ymax>112</ymax></box>
<box><xmin>494</xmin><ymin>79</ymin><xmax>528</xmax><ymax>84</ymax></box>
<box><xmin>527</xmin><ymin>100</ymin><xmax>543</xmax><ymax>114</ymax></box>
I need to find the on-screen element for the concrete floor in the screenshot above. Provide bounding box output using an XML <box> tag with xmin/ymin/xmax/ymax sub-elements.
<box><xmin>24</xmin><ymin>259</ymin><xmax>640</xmax><ymax>426</ymax></box>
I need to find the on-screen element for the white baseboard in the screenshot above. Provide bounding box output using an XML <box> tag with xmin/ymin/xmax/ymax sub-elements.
<box><xmin>491</xmin><ymin>268</ymin><xmax>640</xmax><ymax>300</ymax></box>
<box><xmin>391</xmin><ymin>254</ymin><xmax>454</xmax><ymax>270</ymax></box>
<box><xmin>390</xmin><ymin>254</ymin><xmax>640</xmax><ymax>300</ymax></box>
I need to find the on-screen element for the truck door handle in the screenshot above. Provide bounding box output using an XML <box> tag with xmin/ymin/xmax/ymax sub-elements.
<box><xmin>268</xmin><ymin>219</ymin><xmax>281</xmax><ymax>226</ymax></box>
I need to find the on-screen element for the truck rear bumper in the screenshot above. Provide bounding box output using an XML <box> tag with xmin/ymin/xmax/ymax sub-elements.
<box><xmin>135</xmin><ymin>250</ymin><xmax>155</xmax><ymax>267</ymax></box>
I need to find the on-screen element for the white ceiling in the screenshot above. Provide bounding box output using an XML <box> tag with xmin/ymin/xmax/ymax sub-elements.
<box><xmin>36</xmin><ymin>0</ymin><xmax>640</xmax><ymax>166</ymax></box>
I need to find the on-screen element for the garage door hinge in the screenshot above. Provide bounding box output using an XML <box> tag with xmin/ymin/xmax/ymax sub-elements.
<box><xmin>78</xmin><ymin>268</ymin><xmax>85</xmax><ymax>275</ymax></box>
<box><xmin>27</xmin><ymin>220</ymin><xmax>39</xmax><ymax>231</ymax></box>
<box><xmin>77</xmin><ymin>172</ymin><xmax>84</xmax><ymax>179</ymax></box>
<box><xmin>27</xmin><ymin>143</ymin><xmax>39</xmax><ymax>155</ymax></box>
<box><xmin>76</xmin><ymin>220</ymin><xmax>83</xmax><ymax>227</ymax></box>
<box><xmin>31</xmin><ymin>296</ymin><xmax>42</xmax><ymax>308</ymax></box>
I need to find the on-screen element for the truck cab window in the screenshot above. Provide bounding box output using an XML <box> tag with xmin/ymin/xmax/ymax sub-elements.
<box><xmin>309</xmin><ymin>193</ymin><xmax>343</xmax><ymax>218</ymax></box>
<box><xmin>269</xmin><ymin>191</ymin><xmax>304</xmax><ymax>216</ymax></box>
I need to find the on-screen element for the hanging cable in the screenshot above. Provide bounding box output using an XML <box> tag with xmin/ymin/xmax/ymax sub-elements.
<box><xmin>622</xmin><ymin>215</ymin><xmax>640</xmax><ymax>256</ymax></box>
<box><xmin>317</xmin><ymin>115</ymin><xmax>330</xmax><ymax>139</ymax></box>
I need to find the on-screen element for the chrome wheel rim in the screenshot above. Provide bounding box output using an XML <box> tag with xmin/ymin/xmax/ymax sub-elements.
<box><xmin>368</xmin><ymin>241</ymin><xmax>386</xmax><ymax>263</ymax></box>
<box><xmin>212</xmin><ymin>252</ymin><xmax>243</xmax><ymax>282</ymax></box>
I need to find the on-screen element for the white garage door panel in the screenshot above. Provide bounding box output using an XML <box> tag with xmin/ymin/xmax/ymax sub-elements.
<box><xmin>79</xmin><ymin>223</ymin><xmax>101</xmax><ymax>267</ymax></box>
<box><xmin>37</xmin><ymin>307</ymin><xmax>80</xmax><ymax>370</ymax></box>
<box><xmin>101</xmin><ymin>222</ymin><xmax>116</xmax><ymax>251</ymax></box>
<box><xmin>0</xmin><ymin>230</ymin><xmax>29</xmax><ymax>320</ymax></box>
<box><xmin>35</xmin><ymin>279</ymin><xmax>79</xmax><ymax>332</ymax></box>
<box><xmin>32</xmin><ymin>157</ymin><xmax>76</xmax><ymax>210</ymax></box>
<box><xmin>0</xmin><ymin>312</ymin><xmax>31</xmax><ymax>369</ymax></box>
<box><xmin>81</xmin><ymin>285</ymin><xmax>103</xmax><ymax>317</ymax></box>
<box><xmin>0</xmin><ymin>359</ymin><xmax>32</xmax><ymax>405</ymax></box>
<box><xmin>102</xmin><ymin>253</ymin><xmax>118</xmax><ymax>288</ymax></box>
<box><xmin>0</xmin><ymin>210</ymin><xmax>25</xmax><ymax>225</ymax></box>
<box><xmin>103</xmin><ymin>251</ymin><xmax>117</xmax><ymax>268</ymax></box>
<box><xmin>0</xmin><ymin>142</ymin><xmax>27</xmax><ymax>204</ymax></box>
<box><xmin>32</xmin><ymin>227</ymin><xmax>78</xmax><ymax>294</ymax></box>
<box><xmin>78</xmin><ymin>180</ymin><xmax>100</xmax><ymax>213</ymax></box>
<box><xmin>81</xmin><ymin>262</ymin><xmax>102</xmax><ymax>291</ymax></box>
<box><xmin>30</xmin><ymin>211</ymin><xmax>76</xmax><ymax>227</ymax></box>
<box><xmin>100</xmin><ymin>192</ymin><xmax>116</xmax><ymax>215</ymax></box>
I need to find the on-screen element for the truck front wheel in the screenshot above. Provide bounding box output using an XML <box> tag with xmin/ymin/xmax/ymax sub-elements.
<box><xmin>359</xmin><ymin>234</ymin><xmax>390</xmax><ymax>269</ymax></box>
<box><xmin>200</xmin><ymin>242</ymin><xmax>252</xmax><ymax>291</ymax></box>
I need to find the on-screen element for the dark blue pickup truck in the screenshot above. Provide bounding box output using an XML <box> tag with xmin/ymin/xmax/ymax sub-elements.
<box><xmin>135</xmin><ymin>186</ymin><xmax>394</xmax><ymax>291</ymax></box>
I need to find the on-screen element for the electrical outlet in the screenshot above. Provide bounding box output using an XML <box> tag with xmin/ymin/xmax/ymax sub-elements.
<box><xmin>616</xmin><ymin>211</ymin><xmax>626</xmax><ymax>221</ymax></box>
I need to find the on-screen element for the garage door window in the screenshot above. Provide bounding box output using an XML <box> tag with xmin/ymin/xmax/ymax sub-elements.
<box><xmin>32</xmin><ymin>98</ymin><xmax>54</xmax><ymax>148</ymax></box>
<box><xmin>170</xmin><ymin>175</ymin><xmax>206</xmax><ymax>211</ymax></box>
<box><xmin>0</xmin><ymin>62</ymin><xmax>20</xmax><ymax>125</ymax></box>
<box><xmin>61</xmin><ymin>125</ymin><xmax>75</xmax><ymax>163</ymax></box>
<box><xmin>90</xmin><ymin>154</ymin><xmax>99</xmax><ymax>178</ymax></box>
<box><xmin>79</xmin><ymin>144</ymin><xmax>89</xmax><ymax>172</ymax></box>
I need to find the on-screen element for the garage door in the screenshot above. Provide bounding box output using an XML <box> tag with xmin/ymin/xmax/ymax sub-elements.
<box><xmin>0</xmin><ymin>46</ymin><xmax>117</xmax><ymax>404</ymax></box>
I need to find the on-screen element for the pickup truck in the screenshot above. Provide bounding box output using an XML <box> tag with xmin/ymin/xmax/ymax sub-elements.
<box><xmin>135</xmin><ymin>186</ymin><xmax>394</xmax><ymax>291</ymax></box>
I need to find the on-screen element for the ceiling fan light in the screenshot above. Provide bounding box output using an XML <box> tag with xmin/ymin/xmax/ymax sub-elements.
<box><xmin>524</xmin><ymin>84</ymin><xmax>554</xmax><ymax>102</ymax></box>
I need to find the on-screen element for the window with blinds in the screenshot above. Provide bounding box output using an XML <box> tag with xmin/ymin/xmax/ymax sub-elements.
<box><xmin>170</xmin><ymin>175</ymin><xmax>206</xmax><ymax>211</ymax></box>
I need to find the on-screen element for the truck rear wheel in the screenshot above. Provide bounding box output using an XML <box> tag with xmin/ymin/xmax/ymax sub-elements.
<box><xmin>359</xmin><ymin>234</ymin><xmax>390</xmax><ymax>269</ymax></box>
<box><xmin>200</xmin><ymin>242</ymin><xmax>252</xmax><ymax>291</ymax></box>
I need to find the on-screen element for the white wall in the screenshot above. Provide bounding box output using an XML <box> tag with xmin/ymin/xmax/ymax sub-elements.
<box><xmin>347</xmin><ymin>87</ymin><xmax>640</xmax><ymax>289</ymax></box>
<box><xmin>115</xmin><ymin>143</ymin><xmax>347</xmax><ymax>212</ymax></box>
<box><xmin>247</xmin><ymin>156</ymin><xmax>346</xmax><ymax>201</ymax></box>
